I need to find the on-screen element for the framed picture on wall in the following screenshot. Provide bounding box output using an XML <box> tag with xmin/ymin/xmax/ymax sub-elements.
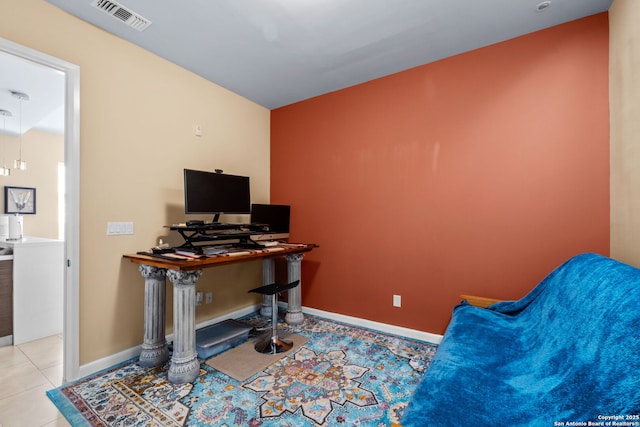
<box><xmin>4</xmin><ymin>186</ymin><xmax>36</xmax><ymax>214</ymax></box>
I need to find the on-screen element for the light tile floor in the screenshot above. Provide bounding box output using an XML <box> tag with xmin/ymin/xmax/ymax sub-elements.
<box><xmin>0</xmin><ymin>335</ymin><xmax>70</xmax><ymax>427</ymax></box>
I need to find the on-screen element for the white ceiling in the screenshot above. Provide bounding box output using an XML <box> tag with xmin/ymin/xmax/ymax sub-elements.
<box><xmin>2</xmin><ymin>0</ymin><xmax>613</xmax><ymax>136</ymax></box>
<box><xmin>44</xmin><ymin>0</ymin><xmax>612</xmax><ymax>109</ymax></box>
<box><xmin>0</xmin><ymin>52</ymin><xmax>65</xmax><ymax>136</ymax></box>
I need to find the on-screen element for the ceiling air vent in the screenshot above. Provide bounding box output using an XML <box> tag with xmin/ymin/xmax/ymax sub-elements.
<box><xmin>90</xmin><ymin>0</ymin><xmax>152</xmax><ymax>32</ymax></box>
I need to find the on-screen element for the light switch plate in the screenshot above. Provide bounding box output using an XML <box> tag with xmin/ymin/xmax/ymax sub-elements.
<box><xmin>106</xmin><ymin>222</ymin><xmax>134</xmax><ymax>235</ymax></box>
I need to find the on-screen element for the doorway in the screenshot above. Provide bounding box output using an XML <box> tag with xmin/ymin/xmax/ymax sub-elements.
<box><xmin>0</xmin><ymin>37</ymin><xmax>80</xmax><ymax>383</ymax></box>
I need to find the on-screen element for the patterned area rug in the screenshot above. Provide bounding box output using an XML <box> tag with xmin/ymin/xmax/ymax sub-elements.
<box><xmin>47</xmin><ymin>314</ymin><xmax>438</xmax><ymax>426</ymax></box>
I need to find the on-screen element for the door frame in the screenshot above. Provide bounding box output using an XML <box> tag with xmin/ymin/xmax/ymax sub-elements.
<box><xmin>0</xmin><ymin>37</ymin><xmax>81</xmax><ymax>382</ymax></box>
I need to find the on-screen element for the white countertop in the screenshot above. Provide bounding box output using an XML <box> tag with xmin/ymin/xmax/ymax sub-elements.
<box><xmin>0</xmin><ymin>236</ymin><xmax>63</xmax><ymax>247</ymax></box>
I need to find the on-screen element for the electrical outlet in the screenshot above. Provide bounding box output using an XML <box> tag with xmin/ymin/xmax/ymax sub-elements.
<box><xmin>205</xmin><ymin>292</ymin><xmax>213</xmax><ymax>304</ymax></box>
<box><xmin>196</xmin><ymin>291</ymin><xmax>203</xmax><ymax>306</ymax></box>
<box><xmin>393</xmin><ymin>294</ymin><xmax>401</xmax><ymax>308</ymax></box>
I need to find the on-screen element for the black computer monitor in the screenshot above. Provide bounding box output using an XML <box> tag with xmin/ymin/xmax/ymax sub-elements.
<box><xmin>184</xmin><ymin>169</ymin><xmax>250</xmax><ymax>223</ymax></box>
<box><xmin>250</xmin><ymin>204</ymin><xmax>290</xmax><ymax>241</ymax></box>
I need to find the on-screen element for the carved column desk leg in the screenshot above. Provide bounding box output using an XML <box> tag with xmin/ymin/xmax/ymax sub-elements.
<box><xmin>166</xmin><ymin>269</ymin><xmax>202</xmax><ymax>384</ymax></box>
<box><xmin>138</xmin><ymin>265</ymin><xmax>169</xmax><ymax>368</ymax></box>
<box><xmin>285</xmin><ymin>253</ymin><xmax>304</xmax><ymax>325</ymax></box>
<box><xmin>260</xmin><ymin>258</ymin><xmax>275</xmax><ymax>317</ymax></box>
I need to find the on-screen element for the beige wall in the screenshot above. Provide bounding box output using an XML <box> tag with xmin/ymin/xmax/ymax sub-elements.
<box><xmin>610</xmin><ymin>0</ymin><xmax>640</xmax><ymax>266</ymax></box>
<box><xmin>0</xmin><ymin>0</ymin><xmax>270</xmax><ymax>364</ymax></box>
<box><xmin>0</xmin><ymin>130</ymin><xmax>63</xmax><ymax>239</ymax></box>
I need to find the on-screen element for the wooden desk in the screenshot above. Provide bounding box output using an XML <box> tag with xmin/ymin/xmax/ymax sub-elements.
<box><xmin>124</xmin><ymin>243</ymin><xmax>317</xmax><ymax>384</ymax></box>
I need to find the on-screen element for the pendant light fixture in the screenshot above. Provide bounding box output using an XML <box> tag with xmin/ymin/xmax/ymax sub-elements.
<box><xmin>11</xmin><ymin>90</ymin><xmax>29</xmax><ymax>171</ymax></box>
<box><xmin>0</xmin><ymin>109</ymin><xmax>11</xmax><ymax>177</ymax></box>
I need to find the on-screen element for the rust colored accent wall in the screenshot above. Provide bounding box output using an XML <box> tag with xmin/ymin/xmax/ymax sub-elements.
<box><xmin>271</xmin><ymin>14</ymin><xmax>610</xmax><ymax>335</ymax></box>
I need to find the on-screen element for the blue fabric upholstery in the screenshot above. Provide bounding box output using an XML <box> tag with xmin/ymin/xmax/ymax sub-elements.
<box><xmin>402</xmin><ymin>253</ymin><xmax>640</xmax><ymax>426</ymax></box>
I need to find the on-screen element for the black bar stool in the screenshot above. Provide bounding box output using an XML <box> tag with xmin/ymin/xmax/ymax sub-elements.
<box><xmin>248</xmin><ymin>280</ymin><xmax>300</xmax><ymax>354</ymax></box>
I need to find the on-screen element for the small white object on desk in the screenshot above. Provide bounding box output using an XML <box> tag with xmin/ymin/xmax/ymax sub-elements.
<box><xmin>224</xmin><ymin>251</ymin><xmax>251</xmax><ymax>257</ymax></box>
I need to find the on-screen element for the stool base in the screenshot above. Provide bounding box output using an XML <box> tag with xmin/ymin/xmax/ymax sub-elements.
<box><xmin>255</xmin><ymin>336</ymin><xmax>293</xmax><ymax>354</ymax></box>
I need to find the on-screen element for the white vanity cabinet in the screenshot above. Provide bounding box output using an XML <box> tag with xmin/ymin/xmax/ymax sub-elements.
<box><xmin>0</xmin><ymin>237</ymin><xmax>64</xmax><ymax>345</ymax></box>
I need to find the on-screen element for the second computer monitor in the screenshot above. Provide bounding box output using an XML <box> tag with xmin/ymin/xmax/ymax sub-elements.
<box><xmin>250</xmin><ymin>204</ymin><xmax>290</xmax><ymax>240</ymax></box>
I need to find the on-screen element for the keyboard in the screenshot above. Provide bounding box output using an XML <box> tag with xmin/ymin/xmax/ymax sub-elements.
<box><xmin>218</xmin><ymin>229</ymin><xmax>249</xmax><ymax>235</ymax></box>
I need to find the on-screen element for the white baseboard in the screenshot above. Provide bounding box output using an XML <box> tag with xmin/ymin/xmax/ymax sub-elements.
<box><xmin>78</xmin><ymin>303</ymin><xmax>442</xmax><ymax>381</ymax></box>
<box><xmin>0</xmin><ymin>335</ymin><xmax>13</xmax><ymax>347</ymax></box>
<box><xmin>299</xmin><ymin>306</ymin><xmax>443</xmax><ymax>345</ymax></box>
<box><xmin>77</xmin><ymin>304</ymin><xmax>261</xmax><ymax>380</ymax></box>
